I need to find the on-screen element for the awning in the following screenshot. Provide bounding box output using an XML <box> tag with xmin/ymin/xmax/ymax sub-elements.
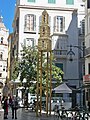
<box><xmin>53</xmin><ymin>83</ymin><xmax>72</xmax><ymax>93</ymax></box>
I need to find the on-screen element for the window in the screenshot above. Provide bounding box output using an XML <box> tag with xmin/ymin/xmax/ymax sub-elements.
<box><xmin>28</xmin><ymin>0</ymin><xmax>35</xmax><ymax>2</ymax></box>
<box><xmin>80</xmin><ymin>19</ymin><xmax>85</xmax><ymax>35</ymax></box>
<box><xmin>54</xmin><ymin>16</ymin><xmax>65</xmax><ymax>32</ymax></box>
<box><xmin>60</xmin><ymin>39</ymin><xmax>67</xmax><ymax>50</ymax></box>
<box><xmin>39</xmin><ymin>16</ymin><xmax>42</xmax><ymax>27</ymax></box>
<box><xmin>0</xmin><ymin>52</ymin><xmax>3</xmax><ymax>59</ymax></box>
<box><xmin>3</xmin><ymin>66</ymin><xmax>5</xmax><ymax>71</ymax></box>
<box><xmin>0</xmin><ymin>73</ymin><xmax>2</xmax><ymax>77</ymax></box>
<box><xmin>1</xmin><ymin>37</ymin><xmax>3</xmax><ymax>44</ymax></box>
<box><xmin>57</xmin><ymin>41</ymin><xmax>59</xmax><ymax>49</ymax></box>
<box><xmin>88</xmin><ymin>63</ymin><xmax>90</xmax><ymax>74</ymax></box>
<box><xmin>16</xmin><ymin>17</ymin><xmax>19</xmax><ymax>33</ymax></box>
<box><xmin>87</xmin><ymin>0</ymin><xmax>90</xmax><ymax>9</ymax></box>
<box><xmin>23</xmin><ymin>38</ymin><xmax>34</xmax><ymax>47</ymax></box>
<box><xmin>66</xmin><ymin>0</ymin><xmax>74</xmax><ymax>5</ymax></box>
<box><xmin>48</xmin><ymin>0</ymin><xmax>56</xmax><ymax>4</ymax></box>
<box><xmin>24</xmin><ymin>14</ymin><xmax>36</xmax><ymax>32</ymax></box>
<box><xmin>55</xmin><ymin>63</ymin><xmax>63</xmax><ymax>70</ymax></box>
<box><xmin>88</xmin><ymin>89</ymin><xmax>90</xmax><ymax>99</ymax></box>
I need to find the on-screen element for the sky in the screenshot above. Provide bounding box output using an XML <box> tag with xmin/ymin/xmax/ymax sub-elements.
<box><xmin>0</xmin><ymin>0</ymin><xmax>16</xmax><ymax>33</ymax></box>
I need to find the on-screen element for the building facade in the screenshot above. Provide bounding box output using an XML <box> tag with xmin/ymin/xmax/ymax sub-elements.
<box><xmin>83</xmin><ymin>0</ymin><xmax>90</xmax><ymax>110</ymax></box>
<box><xmin>11</xmin><ymin>0</ymin><xmax>85</xmax><ymax>107</ymax></box>
<box><xmin>0</xmin><ymin>16</ymin><xmax>9</xmax><ymax>97</ymax></box>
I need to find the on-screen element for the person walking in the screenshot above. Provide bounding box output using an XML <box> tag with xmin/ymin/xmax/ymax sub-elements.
<box><xmin>11</xmin><ymin>96</ymin><xmax>18</xmax><ymax>119</ymax></box>
<box><xmin>9</xmin><ymin>96</ymin><xmax>12</xmax><ymax>108</ymax></box>
<box><xmin>3</xmin><ymin>96</ymin><xmax>8</xmax><ymax>119</ymax></box>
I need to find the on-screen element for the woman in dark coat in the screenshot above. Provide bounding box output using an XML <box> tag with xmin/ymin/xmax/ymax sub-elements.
<box><xmin>3</xmin><ymin>96</ymin><xmax>8</xmax><ymax>119</ymax></box>
<box><xmin>9</xmin><ymin>96</ymin><xmax>12</xmax><ymax>107</ymax></box>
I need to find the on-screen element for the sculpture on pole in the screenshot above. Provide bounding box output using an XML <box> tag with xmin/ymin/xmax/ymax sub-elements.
<box><xmin>36</xmin><ymin>10</ymin><xmax>52</xmax><ymax>116</ymax></box>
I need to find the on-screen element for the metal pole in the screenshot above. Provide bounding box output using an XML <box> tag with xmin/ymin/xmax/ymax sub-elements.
<box><xmin>49</xmin><ymin>51</ymin><xmax>52</xmax><ymax>115</ymax></box>
<box><xmin>40</xmin><ymin>51</ymin><xmax>42</xmax><ymax>115</ymax></box>
<box><xmin>46</xmin><ymin>52</ymin><xmax>49</xmax><ymax>115</ymax></box>
<box><xmin>36</xmin><ymin>52</ymin><xmax>39</xmax><ymax>116</ymax></box>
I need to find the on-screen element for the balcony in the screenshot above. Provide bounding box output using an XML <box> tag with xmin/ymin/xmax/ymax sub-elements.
<box><xmin>85</xmin><ymin>47</ymin><xmax>90</xmax><ymax>57</ymax></box>
<box><xmin>53</xmin><ymin>49</ymin><xmax>67</xmax><ymax>58</ymax></box>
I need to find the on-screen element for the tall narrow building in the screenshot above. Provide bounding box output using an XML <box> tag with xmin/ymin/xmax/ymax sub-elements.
<box><xmin>0</xmin><ymin>16</ymin><xmax>9</xmax><ymax>97</ymax></box>
<box><xmin>83</xmin><ymin>0</ymin><xmax>90</xmax><ymax>110</ymax></box>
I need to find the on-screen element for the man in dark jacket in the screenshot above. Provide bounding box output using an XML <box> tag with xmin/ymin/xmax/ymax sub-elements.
<box><xmin>11</xmin><ymin>97</ymin><xmax>18</xmax><ymax>119</ymax></box>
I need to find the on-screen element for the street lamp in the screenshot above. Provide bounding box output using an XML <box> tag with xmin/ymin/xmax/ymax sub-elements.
<box><xmin>67</xmin><ymin>45</ymin><xmax>75</xmax><ymax>61</ymax></box>
<box><xmin>67</xmin><ymin>44</ymin><xmax>85</xmax><ymax>108</ymax></box>
<box><xmin>67</xmin><ymin>44</ymin><xmax>85</xmax><ymax>61</ymax></box>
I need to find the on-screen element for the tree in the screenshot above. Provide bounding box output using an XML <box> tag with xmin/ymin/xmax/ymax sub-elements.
<box><xmin>12</xmin><ymin>45</ymin><xmax>64</xmax><ymax>94</ymax></box>
<box><xmin>19</xmin><ymin>45</ymin><xmax>37</xmax><ymax>85</ymax></box>
<box><xmin>11</xmin><ymin>58</ymin><xmax>19</xmax><ymax>81</ymax></box>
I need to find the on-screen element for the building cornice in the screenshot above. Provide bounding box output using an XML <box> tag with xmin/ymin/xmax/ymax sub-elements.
<box><xmin>18</xmin><ymin>5</ymin><xmax>77</xmax><ymax>12</ymax></box>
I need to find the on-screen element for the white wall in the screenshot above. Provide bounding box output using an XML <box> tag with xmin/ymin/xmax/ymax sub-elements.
<box><xmin>0</xmin><ymin>26</ymin><xmax>9</xmax><ymax>84</ymax></box>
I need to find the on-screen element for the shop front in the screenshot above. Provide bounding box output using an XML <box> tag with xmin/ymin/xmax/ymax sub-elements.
<box><xmin>83</xmin><ymin>74</ymin><xmax>90</xmax><ymax>110</ymax></box>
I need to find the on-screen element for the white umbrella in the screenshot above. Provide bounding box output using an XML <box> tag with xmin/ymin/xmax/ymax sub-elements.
<box><xmin>53</xmin><ymin>83</ymin><xmax>72</xmax><ymax>93</ymax></box>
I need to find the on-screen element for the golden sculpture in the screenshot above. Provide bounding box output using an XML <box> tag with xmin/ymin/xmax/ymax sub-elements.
<box><xmin>37</xmin><ymin>10</ymin><xmax>52</xmax><ymax>116</ymax></box>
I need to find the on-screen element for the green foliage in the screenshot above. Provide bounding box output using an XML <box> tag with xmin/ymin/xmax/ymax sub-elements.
<box><xmin>52</xmin><ymin>63</ymin><xmax>63</xmax><ymax>85</ymax></box>
<box><xmin>11</xmin><ymin>58</ymin><xmax>19</xmax><ymax>81</ymax></box>
<box><xmin>19</xmin><ymin>46</ymin><xmax>38</xmax><ymax>85</ymax></box>
<box><xmin>12</xmin><ymin>45</ymin><xmax>64</xmax><ymax>94</ymax></box>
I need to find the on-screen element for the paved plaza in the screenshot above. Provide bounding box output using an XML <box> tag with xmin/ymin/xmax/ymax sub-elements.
<box><xmin>6</xmin><ymin>108</ymin><xmax>57</xmax><ymax>120</ymax></box>
<box><xmin>1</xmin><ymin>108</ymin><xmax>90</xmax><ymax>120</ymax></box>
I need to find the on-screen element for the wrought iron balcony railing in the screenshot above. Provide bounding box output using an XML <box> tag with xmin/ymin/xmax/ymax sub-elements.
<box><xmin>53</xmin><ymin>50</ymin><xmax>67</xmax><ymax>58</ymax></box>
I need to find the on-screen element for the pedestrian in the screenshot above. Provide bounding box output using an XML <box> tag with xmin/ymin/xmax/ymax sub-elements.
<box><xmin>9</xmin><ymin>96</ymin><xmax>12</xmax><ymax>108</ymax></box>
<box><xmin>11</xmin><ymin>96</ymin><xmax>18</xmax><ymax>119</ymax></box>
<box><xmin>3</xmin><ymin>96</ymin><xmax>8</xmax><ymax>119</ymax></box>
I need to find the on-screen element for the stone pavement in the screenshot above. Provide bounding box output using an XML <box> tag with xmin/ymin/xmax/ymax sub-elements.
<box><xmin>7</xmin><ymin>108</ymin><xmax>59</xmax><ymax>120</ymax></box>
<box><xmin>6</xmin><ymin>108</ymin><xmax>90</xmax><ymax>120</ymax></box>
